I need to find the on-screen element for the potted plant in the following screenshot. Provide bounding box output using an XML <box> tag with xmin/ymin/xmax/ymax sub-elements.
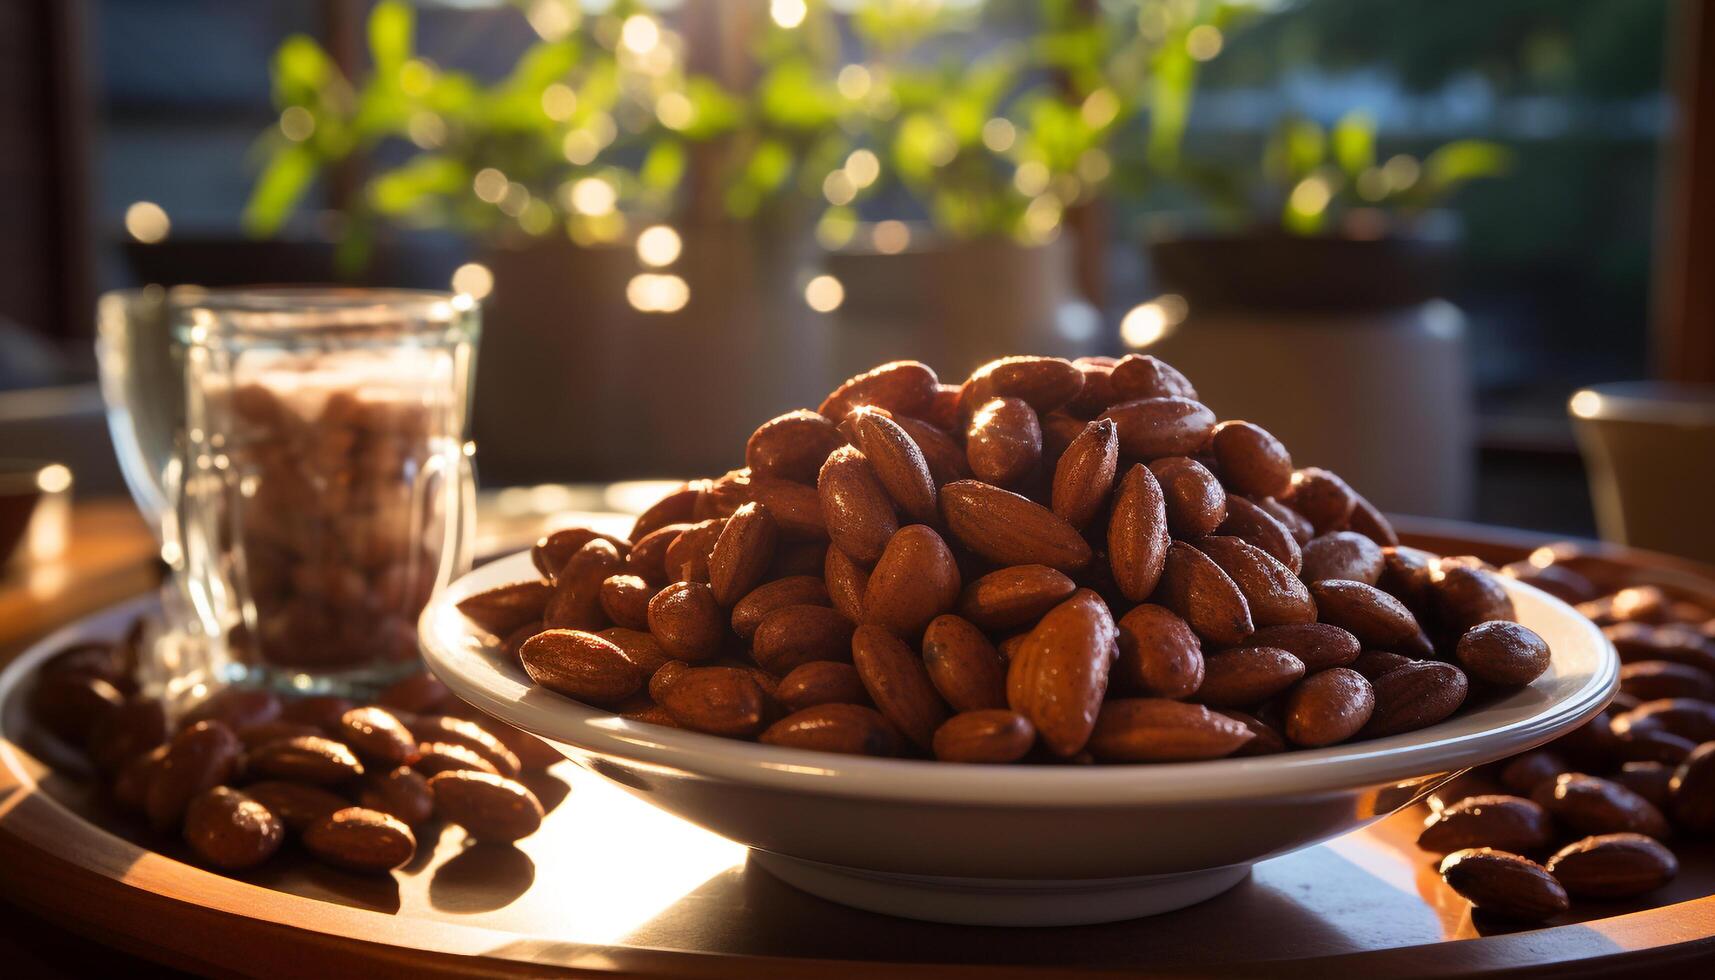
<box><xmin>1139</xmin><ymin>111</ymin><xmax>1510</xmax><ymax>517</ymax></box>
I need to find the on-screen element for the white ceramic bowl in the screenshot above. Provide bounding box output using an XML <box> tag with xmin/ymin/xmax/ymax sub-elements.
<box><xmin>421</xmin><ymin>551</ymin><xmax>1616</xmax><ymax>926</ymax></box>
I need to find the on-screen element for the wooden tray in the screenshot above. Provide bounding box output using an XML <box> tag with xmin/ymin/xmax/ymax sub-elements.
<box><xmin>2</xmin><ymin>522</ymin><xmax>1714</xmax><ymax>977</ymax></box>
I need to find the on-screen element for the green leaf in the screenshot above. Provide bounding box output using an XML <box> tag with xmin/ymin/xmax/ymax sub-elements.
<box><xmin>367</xmin><ymin>155</ymin><xmax>467</xmax><ymax>216</ymax></box>
<box><xmin>242</xmin><ymin>143</ymin><xmax>318</xmax><ymax>236</ymax></box>
<box><xmin>369</xmin><ymin>1</ymin><xmax>414</xmax><ymax>74</ymax></box>
<box><xmin>1331</xmin><ymin>111</ymin><xmax>1376</xmax><ymax>177</ymax></box>
<box><xmin>640</xmin><ymin>140</ymin><xmax>686</xmax><ymax>192</ymax></box>
<box><xmin>273</xmin><ymin>36</ymin><xmax>335</xmax><ymax>105</ymax></box>
<box><xmin>1422</xmin><ymin>140</ymin><xmax>1513</xmax><ymax>191</ymax></box>
<box><xmin>680</xmin><ymin>76</ymin><xmax>743</xmax><ymax>140</ymax></box>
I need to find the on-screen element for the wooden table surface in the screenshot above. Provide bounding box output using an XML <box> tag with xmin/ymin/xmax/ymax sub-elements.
<box><xmin>3</xmin><ymin>498</ymin><xmax>1714</xmax><ymax>977</ymax></box>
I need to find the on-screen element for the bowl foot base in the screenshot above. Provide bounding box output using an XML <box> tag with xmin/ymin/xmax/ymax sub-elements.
<box><xmin>749</xmin><ymin>851</ymin><xmax>1252</xmax><ymax>926</ymax></box>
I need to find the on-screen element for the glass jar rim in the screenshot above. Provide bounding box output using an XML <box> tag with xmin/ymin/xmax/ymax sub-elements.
<box><xmin>172</xmin><ymin>287</ymin><xmax>477</xmax><ymax>344</ymax></box>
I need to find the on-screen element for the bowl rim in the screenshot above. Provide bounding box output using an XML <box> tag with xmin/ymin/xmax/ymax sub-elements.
<box><xmin>421</xmin><ymin>550</ymin><xmax>1618</xmax><ymax>806</ymax></box>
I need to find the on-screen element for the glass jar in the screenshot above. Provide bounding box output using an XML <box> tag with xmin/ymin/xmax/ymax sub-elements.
<box><xmin>173</xmin><ymin>288</ymin><xmax>479</xmax><ymax>692</ymax></box>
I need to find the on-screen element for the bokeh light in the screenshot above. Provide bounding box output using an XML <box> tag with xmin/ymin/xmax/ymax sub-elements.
<box><xmin>542</xmin><ymin>83</ymin><xmax>578</xmax><ymax>121</ymax></box>
<box><xmin>1187</xmin><ymin>25</ymin><xmax>1225</xmax><ymax>61</ymax></box>
<box><xmin>845</xmin><ymin>149</ymin><xmax>881</xmax><ymax>188</ymax></box>
<box><xmin>124</xmin><ymin>201</ymin><xmax>170</xmax><ymax>243</ymax></box>
<box><xmin>636</xmin><ymin>225</ymin><xmax>682</xmax><ymax>267</ymax></box>
<box><xmin>570</xmin><ymin>177</ymin><xmax>617</xmax><ymax>215</ymax></box>
<box><xmin>627</xmin><ymin>274</ymin><xmax>690</xmax><ymax>313</ymax></box>
<box><xmin>473</xmin><ymin>168</ymin><xmax>509</xmax><ymax>204</ymax></box>
<box><xmin>656</xmin><ymin>92</ymin><xmax>694</xmax><ymax>130</ymax></box>
<box><xmin>822</xmin><ymin>170</ymin><xmax>857</xmax><ymax>206</ymax></box>
<box><xmin>872</xmin><ymin>220</ymin><xmax>911</xmax><ymax>255</ymax></box>
<box><xmin>771</xmin><ymin>0</ymin><xmax>807</xmax><ymax>29</ymax></box>
<box><xmin>620</xmin><ymin>15</ymin><xmax>660</xmax><ymax>54</ymax></box>
<box><xmin>805</xmin><ymin>275</ymin><xmax>845</xmax><ymax>312</ymax></box>
<box><xmin>1120</xmin><ymin>294</ymin><xmax>1189</xmax><ymax>348</ymax></box>
<box><xmin>982</xmin><ymin>117</ymin><xmax>1016</xmax><ymax>153</ymax></box>
<box><xmin>451</xmin><ymin>262</ymin><xmax>494</xmax><ymax>301</ymax></box>
<box><xmin>279</xmin><ymin>106</ymin><xmax>315</xmax><ymax>142</ymax></box>
<box><xmin>836</xmin><ymin>64</ymin><xmax>872</xmax><ymax>100</ymax></box>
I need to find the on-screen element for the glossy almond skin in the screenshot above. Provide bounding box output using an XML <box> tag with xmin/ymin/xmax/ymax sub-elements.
<box><xmin>1108</xmin><ymin>464</ymin><xmax>1171</xmax><ymax>602</ymax></box>
<box><xmin>777</xmin><ymin>661</ymin><xmax>870</xmax><ymax>712</ymax></box>
<box><xmin>760</xmin><ymin>703</ymin><xmax>902</xmax><ymax>757</ymax></box>
<box><xmin>932</xmin><ymin>710</ymin><xmax>1037</xmax><ymax>763</ymax></box>
<box><xmin>360</xmin><ymin>765</ymin><xmax>436</xmax><ymax>826</ymax></box>
<box><xmin>862</xmin><ymin>525</ymin><xmax>961</xmax><ymax>639</ymax></box>
<box><xmin>519</xmin><ymin>629</ymin><xmax>647</xmax><ymax>707</ymax></box>
<box><xmin>1157</xmin><ymin>542</ymin><xmax>1254</xmax><ymax>645</ymax></box>
<box><xmin>940</xmin><ymin>480</ymin><xmax>1092</xmax><ymax>572</ymax></box>
<box><xmin>456</xmin><ymin>581</ymin><xmax>552</xmax><ymax>636</ymax></box>
<box><xmin>1281</xmin><ymin>468</ymin><xmax>1357</xmax><ymax>534</ymax></box>
<box><xmin>1439</xmin><ymin>848</ymin><xmax>1569</xmax><ymax>921</ymax></box>
<box><xmin>1196</xmin><ymin>535</ymin><xmax>1315</xmax><ymax>628</ymax></box>
<box><xmin>1533</xmin><ymin>772</ymin><xmax>1672</xmax><ymax>839</ymax></box>
<box><xmin>1065</xmin><ymin>356</ymin><xmax>1120</xmax><ymax>416</ymax></box>
<box><xmin>596</xmin><ymin>627</ymin><xmax>671</xmax><ymax>677</ymax></box>
<box><xmin>1620</xmin><ymin>660</ymin><xmax>1715</xmax><ymax>702</ymax></box>
<box><xmin>751</xmin><ymin>604</ymin><xmax>856</xmax><ymax>673</ymax></box>
<box><xmin>406</xmin><ymin>715</ymin><xmax>522</xmax><ymax>778</ymax></box>
<box><xmin>1148</xmin><ymin>456</ymin><xmax>1228</xmax><ymax>539</ymax></box>
<box><xmin>1108</xmin><ymin>354</ymin><xmax>1197</xmax><ymax>402</ymax></box>
<box><xmin>1209</xmin><ymin>421</ymin><xmax>1292</xmax><ymax>497</ymax></box>
<box><xmin>245</xmin><ymin>780</ymin><xmax>351</xmax><ymax>832</ymax></box>
<box><xmin>1215</xmin><ymin>495</ymin><xmax>1303</xmax><ymax>574</ymax></box>
<box><xmin>303</xmin><ymin>807</ymin><xmax>417</xmax><ymax>873</ymax></box>
<box><xmin>660</xmin><ymin>666</ymin><xmax>771</xmax><ymax>738</ymax></box>
<box><xmin>630</xmin><ymin>483</ymin><xmax>701</xmax><ymax>541</ymax></box>
<box><xmin>819</xmin><ymin>360</ymin><xmax>940</xmax><ymax>420</ymax></box>
<box><xmin>662</xmin><ymin>518</ymin><xmax>724</xmax><ymax>585</ymax></box>
<box><xmin>543</xmin><ymin>539</ymin><xmax>624</xmax><ymax>629</ymax></box>
<box><xmin>430</xmin><ymin>770</ymin><xmax>545</xmax><ymax>843</ymax></box>
<box><xmin>1669</xmin><ymin>741</ymin><xmax>1715</xmax><ymax>833</ymax></box>
<box><xmin>1430</xmin><ymin>562</ymin><xmax>1518</xmax><ymax>636</ymax></box>
<box><xmin>852</xmin><ymin>625</ymin><xmax>948</xmax><ymax>751</ymax></box>
<box><xmin>1352</xmin><ymin>651</ymin><xmax>1413</xmax><ymax>681</ymax></box>
<box><xmin>956</xmin><ymin>565</ymin><xmax>1078</xmax><ymax>633</ymax></box>
<box><xmin>731</xmin><ymin>575</ymin><xmax>830</xmax><ymax>639</ymax></box>
<box><xmin>181</xmin><ymin>688</ymin><xmax>282</xmax><ymax>732</ymax></box>
<box><xmin>1051</xmin><ymin>419</ymin><xmax>1119</xmax><ymax>530</ymax></box>
<box><xmin>708</xmin><ymin>502</ymin><xmax>779</xmax><ymax>606</ymax></box>
<box><xmin>747</xmin><ymin>409</ymin><xmax>846</xmax><ymax>482</ymax></box>
<box><xmin>336</xmin><ymin>706</ymin><xmax>418</xmax><ymax>766</ymax></box>
<box><xmin>1417</xmin><ymin>794</ymin><xmax>1556</xmax><ymax>855</ymax></box>
<box><xmin>531</xmin><ymin>528</ymin><xmax>630</xmax><ymax>582</ymax></box>
<box><xmin>1346</xmin><ymin>492</ymin><xmax>1400</xmax><ymax>547</ymax></box>
<box><xmin>850</xmin><ymin>409</ymin><xmax>939</xmax><ymax>524</ymax></box>
<box><xmin>1006</xmin><ymin>590</ymin><xmax>1116</xmax><ymax>757</ymax></box>
<box><xmin>646</xmin><ymin>581</ymin><xmax>725</xmax><ymax>662</ymax></box>
<box><xmin>1196</xmin><ymin>647</ymin><xmax>1305</xmax><ymax>707</ymax></box>
<box><xmin>1310</xmin><ymin>580</ymin><xmax>1423</xmax><ymax>648</ymax></box>
<box><xmin>894</xmin><ymin>415</ymin><xmax>971</xmax><ymax>487</ymax></box>
<box><xmin>145</xmin><ymin>720</ymin><xmax>241</xmax><ymax>833</ymax></box>
<box><xmin>1300</xmin><ymin>531</ymin><xmax>1387</xmax><ymax>586</ymax></box>
<box><xmin>958</xmin><ymin>356</ymin><xmax>1085</xmax><ymax>417</ymax></box>
<box><xmin>598</xmin><ymin>574</ymin><xmax>655</xmax><ymax>630</ymax></box>
<box><xmin>745</xmin><ymin>477</ymin><xmax>828</xmax><ymax>542</ymax></box>
<box><xmin>823</xmin><ymin>545</ymin><xmax>869</xmax><ymax>623</ymax></box>
<box><xmin>184</xmin><ymin>787</ymin><xmax>285</xmax><ymax>871</ymax></box>
<box><xmin>1457</xmin><ymin>621</ymin><xmax>1551</xmax><ymax>688</ymax></box>
<box><xmin>624</xmin><ymin>524</ymin><xmax>688</xmax><ymax>585</ymax></box>
<box><xmin>965</xmin><ymin>396</ymin><xmax>1042</xmax><ymax>488</ymax></box>
<box><xmin>1220</xmin><ymin>708</ymin><xmax>1287</xmax><ymax>756</ymax></box>
<box><xmin>1284</xmin><ymin>667</ymin><xmax>1375</xmax><ymax>747</ymax></box>
<box><xmin>1245</xmin><ymin>623</ymin><xmax>1362</xmax><ymax>672</ymax></box>
<box><xmin>1099</xmin><ymin>396</ymin><xmax>1217</xmax><ymax>460</ymax></box>
<box><xmin>237</xmin><ymin>720</ymin><xmax>324</xmax><ymax>751</ymax></box>
<box><xmin>922</xmin><ymin>614</ymin><xmax>1009</xmax><ymax>712</ymax></box>
<box><xmin>818</xmin><ymin>446</ymin><xmax>899</xmax><ymax>567</ymax></box>
<box><xmin>1363</xmin><ymin>660</ymin><xmax>1469</xmax><ymax>737</ymax></box>
<box><xmin>249</xmin><ymin>735</ymin><xmax>366</xmax><ymax>785</ymax></box>
<box><xmin>1087</xmin><ymin>699</ymin><xmax>1253</xmax><ymax>762</ymax></box>
<box><xmin>1113</xmin><ymin>604</ymin><xmax>1204</xmax><ymax>699</ymax></box>
<box><xmin>1546</xmin><ymin>833</ymin><xmax>1678</xmax><ymax>898</ymax></box>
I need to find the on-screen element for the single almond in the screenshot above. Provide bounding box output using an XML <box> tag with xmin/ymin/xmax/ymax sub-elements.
<box><xmin>1245</xmin><ymin>623</ymin><xmax>1362</xmax><ymax>672</ymax></box>
<box><xmin>1418</xmin><ymin>796</ymin><xmax>1554</xmax><ymax>859</ymax></box>
<box><xmin>1196</xmin><ymin>647</ymin><xmax>1304</xmax><ymax>707</ymax></box>
<box><xmin>406</xmin><ymin>715</ymin><xmax>522</xmax><ymax>777</ymax></box>
<box><xmin>760</xmin><ymin>703</ymin><xmax>902</xmax><ymax>757</ymax></box>
<box><xmin>823</xmin><ymin>545</ymin><xmax>869</xmax><ymax>622</ymax></box>
<box><xmin>1533</xmin><ymin>772</ymin><xmax>1671</xmax><ymax>839</ymax></box>
<box><xmin>1050</xmin><ymin>419</ymin><xmax>1119</xmax><ymax>530</ymax></box>
<box><xmin>852</xmin><ymin>625</ymin><xmax>949</xmax><ymax>750</ymax></box>
<box><xmin>1209</xmin><ymin>420</ymin><xmax>1291</xmax><ymax>497</ymax></box>
<box><xmin>1430</xmin><ymin>562</ymin><xmax>1518</xmax><ymax>636</ymax></box>
<box><xmin>932</xmin><ymin>710</ymin><xmax>1036</xmax><ymax>763</ymax></box>
<box><xmin>1284</xmin><ymin>667</ymin><xmax>1375</xmax><ymax>746</ymax></box>
<box><xmin>1108</xmin><ymin>463</ymin><xmax>1171</xmax><ymax>602</ymax></box>
<box><xmin>862</xmin><ymin>525</ymin><xmax>961</xmax><ymax>639</ymax></box>
<box><xmin>336</xmin><ymin>706</ymin><xmax>418</xmax><ymax>766</ymax></box>
<box><xmin>1006</xmin><ymin>589</ymin><xmax>1116</xmax><ymax>757</ymax></box>
<box><xmin>662</xmin><ymin>518</ymin><xmax>725</xmax><ymax>585</ymax></box>
<box><xmin>520</xmin><ymin>629</ymin><xmax>647</xmax><ymax>705</ymax></box>
<box><xmin>731</xmin><ymin>575</ymin><xmax>830</xmax><ymax>639</ymax></box>
<box><xmin>708</xmin><ymin>502</ymin><xmax>779</xmax><ymax>606</ymax></box>
<box><xmin>183</xmin><ymin>787</ymin><xmax>285</xmax><ymax>871</ymax></box>
<box><xmin>360</xmin><ymin>765</ymin><xmax>437</xmax><ymax>826</ymax></box>
<box><xmin>1113</xmin><ymin>603</ymin><xmax>1204</xmax><ymax>699</ymax></box>
<box><xmin>818</xmin><ymin>446</ymin><xmax>899</xmax><ymax>567</ymax></box>
<box><xmin>598</xmin><ymin>574</ymin><xmax>656</xmax><ymax>631</ymax></box>
<box><xmin>1156</xmin><ymin>542</ymin><xmax>1254</xmax><ymax>646</ymax></box>
<box><xmin>457</xmin><ymin>581</ymin><xmax>552</xmax><ymax>636</ymax></box>
<box><xmin>1087</xmin><ymin>698</ymin><xmax>1253</xmax><ymax>761</ymax></box>
<box><xmin>747</xmin><ymin>409</ymin><xmax>846</xmax><ymax>483</ymax></box>
<box><xmin>751</xmin><ymin>604</ymin><xmax>856</xmax><ymax>673</ymax></box>
<box><xmin>625</xmin><ymin>523</ymin><xmax>689</xmax><ymax>584</ymax></box>
<box><xmin>957</xmin><ymin>355</ymin><xmax>1085</xmax><ymax>417</ymax></box>
<box><xmin>1148</xmin><ymin>456</ymin><xmax>1228</xmax><ymax>539</ymax></box>
<box><xmin>1439</xmin><ymin>848</ymin><xmax>1569</xmax><ymax>921</ymax></box>
<box><xmin>956</xmin><ymin>564</ymin><xmax>1078</xmax><ymax>633</ymax></box>
<box><xmin>940</xmin><ymin>480</ymin><xmax>1092</xmax><ymax>572</ymax></box>
<box><xmin>1669</xmin><ymin>741</ymin><xmax>1715</xmax><ymax>833</ymax></box>
<box><xmin>144</xmin><ymin>721</ymin><xmax>241</xmax><ymax>833</ymax></box>
<box><xmin>745</xmin><ymin>476</ymin><xmax>828</xmax><ymax>542</ymax></box>
<box><xmin>658</xmin><ymin>666</ymin><xmax>772</xmax><ymax>738</ymax></box>
<box><xmin>543</xmin><ymin>539</ymin><xmax>624</xmax><ymax>629</ymax></box>
<box><xmin>1281</xmin><ymin>468</ymin><xmax>1357</xmax><ymax>534</ymax></box>
<box><xmin>1196</xmin><ymin>535</ymin><xmax>1315</xmax><ymax>628</ymax></box>
<box><xmin>851</xmin><ymin>408</ymin><xmax>939</xmax><ymax>524</ymax></box>
<box><xmin>304</xmin><ymin>807</ymin><xmax>417</xmax><ymax>873</ymax></box>
<box><xmin>965</xmin><ymin>396</ymin><xmax>1042</xmax><ymax>488</ymax></box>
<box><xmin>1300</xmin><ymin>531</ymin><xmax>1386</xmax><ymax>585</ymax></box>
<box><xmin>429</xmin><ymin>770</ymin><xmax>545</xmax><ymax>843</ymax></box>
<box><xmin>1099</xmin><ymin>396</ymin><xmax>1217</xmax><ymax>460</ymax></box>
<box><xmin>819</xmin><ymin>360</ymin><xmax>940</xmax><ymax>420</ymax></box>
<box><xmin>1457</xmin><ymin>621</ymin><xmax>1551</xmax><ymax>688</ymax></box>
<box><xmin>1108</xmin><ymin>354</ymin><xmax>1197</xmax><ymax>402</ymax></box>
<box><xmin>1310</xmin><ymin>579</ymin><xmax>1423</xmax><ymax>648</ymax></box>
<box><xmin>532</xmin><ymin>527</ymin><xmax>630</xmax><ymax>582</ymax></box>
<box><xmin>1363</xmin><ymin>660</ymin><xmax>1469</xmax><ymax>737</ymax></box>
<box><xmin>777</xmin><ymin>661</ymin><xmax>870</xmax><ymax>712</ymax></box>
<box><xmin>893</xmin><ymin>414</ymin><xmax>971</xmax><ymax>487</ymax></box>
<box><xmin>1216</xmin><ymin>494</ymin><xmax>1303</xmax><ymax>574</ymax></box>
<box><xmin>646</xmin><ymin>581</ymin><xmax>726</xmax><ymax>661</ymax></box>
<box><xmin>922</xmin><ymin>614</ymin><xmax>1009</xmax><ymax>712</ymax></box>
<box><xmin>1546</xmin><ymin>832</ymin><xmax>1678</xmax><ymax>898</ymax></box>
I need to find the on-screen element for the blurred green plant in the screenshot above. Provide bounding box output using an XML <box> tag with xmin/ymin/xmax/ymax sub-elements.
<box><xmin>1181</xmin><ymin>109</ymin><xmax>1513</xmax><ymax>237</ymax></box>
<box><xmin>245</xmin><ymin>0</ymin><xmax>1251</xmax><ymax>255</ymax></box>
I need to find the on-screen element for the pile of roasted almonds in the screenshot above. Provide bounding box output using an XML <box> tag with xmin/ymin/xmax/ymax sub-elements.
<box><xmin>1419</xmin><ymin>562</ymin><xmax>1715</xmax><ymax>922</ymax></box>
<box><xmin>29</xmin><ymin>626</ymin><xmax>561</xmax><ymax>875</ymax></box>
<box><xmin>461</xmin><ymin>354</ymin><xmax>1554</xmax><ymax>764</ymax></box>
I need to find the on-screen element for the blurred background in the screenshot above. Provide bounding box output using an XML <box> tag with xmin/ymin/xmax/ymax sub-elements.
<box><xmin>3</xmin><ymin>0</ymin><xmax>1713</xmax><ymax>552</ymax></box>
